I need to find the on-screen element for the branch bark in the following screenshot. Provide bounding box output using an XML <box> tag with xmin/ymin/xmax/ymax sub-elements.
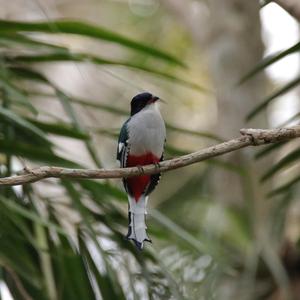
<box><xmin>0</xmin><ymin>126</ymin><xmax>299</xmax><ymax>186</ymax></box>
<box><xmin>273</xmin><ymin>0</ymin><xmax>300</xmax><ymax>22</ymax></box>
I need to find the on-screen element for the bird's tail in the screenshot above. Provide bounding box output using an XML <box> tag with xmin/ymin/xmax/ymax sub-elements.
<box><xmin>126</xmin><ymin>195</ymin><xmax>151</xmax><ymax>250</ymax></box>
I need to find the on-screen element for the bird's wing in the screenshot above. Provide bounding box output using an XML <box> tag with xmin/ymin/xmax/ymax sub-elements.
<box><xmin>117</xmin><ymin>119</ymin><xmax>132</xmax><ymax>195</ymax></box>
<box><xmin>144</xmin><ymin>153</ymin><xmax>163</xmax><ymax>196</ymax></box>
<box><xmin>144</xmin><ymin>138</ymin><xmax>166</xmax><ymax>196</ymax></box>
<box><xmin>117</xmin><ymin>119</ymin><xmax>130</xmax><ymax>165</ymax></box>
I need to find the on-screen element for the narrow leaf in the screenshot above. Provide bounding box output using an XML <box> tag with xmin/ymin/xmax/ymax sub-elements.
<box><xmin>261</xmin><ymin>148</ymin><xmax>300</xmax><ymax>182</ymax></box>
<box><xmin>7</xmin><ymin>66</ymin><xmax>50</xmax><ymax>83</ymax></box>
<box><xmin>0</xmin><ymin>72</ymin><xmax>37</xmax><ymax>114</ymax></box>
<box><xmin>247</xmin><ymin>76</ymin><xmax>300</xmax><ymax>121</ymax></box>
<box><xmin>0</xmin><ymin>19</ymin><xmax>184</xmax><ymax>66</ymax></box>
<box><xmin>0</xmin><ymin>139</ymin><xmax>78</xmax><ymax>167</ymax></box>
<box><xmin>0</xmin><ymin>32</ymin><xmax>67</xmax><ymax>51</ymax></box>
<box><xmin>150</xmin><ymin>209</ymin><xmax>206</xmax><ymax>253</ymax></box>
<box><xmin>278</xmin><ymin>111</ymin><xmax>300</xmax><ymax>128</ymax></box>
<box><xmin>255</xmin><ymin>142</ymin><xmax>287</xmax><ymax>160</ymax></box>
<box><xmin>12</xmin><ymin>52</ymin><xmax>206</xmax><ymax>92</ymax></box>
<box><xmin>56</xmin><ymin>90</ymin><xmax>102</xmax><ymax>167</ymax></box>
<box><xmin>268</xmin><ymin>175</ymin><xmax>300</xmax><ymax>197</ymax></box>
<box><xmin>0</xmin><ymin>107</ymin><xmax>49</xmax><ymax>144</ymax></box>
<box><xmin>26</xmin><ymin>118</ymin><xmax>90</xmax><ymax>140</ymax></box>
<box><xmin>240</xmin><ymin>41</ymin><xmax>300</xmax><ymax>83</ymax></box>
<box><xmin>0</xmin><ymin>196</ymin><xmax>68</xmax><ymax>236</ymax></box>
<box><xmin>79</xmin><ymin>235</ymin><xmax>125</xmax><ymax>300</ymax></box>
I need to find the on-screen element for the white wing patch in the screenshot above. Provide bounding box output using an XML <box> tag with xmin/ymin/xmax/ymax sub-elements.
<box><xmin>118</xmin><ymin>142</ymin><xmax>125</xmax><ymax>154</ymax></box>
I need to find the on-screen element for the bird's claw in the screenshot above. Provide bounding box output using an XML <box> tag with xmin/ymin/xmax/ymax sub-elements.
<box><xmin>137</xmin><ymin>165</ymin><xmax>145</xmax><ymax>174</ymax></box>
<box><xmin>154</xmin><ymin>162</ymin><xmax>161</xmax><ymax>170</ymax></box>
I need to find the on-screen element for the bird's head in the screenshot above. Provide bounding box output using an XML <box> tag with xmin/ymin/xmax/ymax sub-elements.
<box><xmin>130</xmin><ymin>92</ymin><xmax>160</xmax><ymax>116</ymax></box>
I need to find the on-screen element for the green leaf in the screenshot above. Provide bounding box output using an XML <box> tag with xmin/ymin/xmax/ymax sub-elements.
<box><xmin>31</xmin><ymin>93</ymin><xmax>128</xmax><ymax>116</ymax></box>
<box><xmin>261</xmin><ymin>148</ymin><xmax>300</xmax><ymax>182</ymax></box>
<box><xmin>0</xmin><ymin>71</ymin><xmax>37</xmax><ymax>114</ymax></box>
<box><xmin>278</xmin><ymin>111</ymin><xmax>300</xmax><ymax>128</ymax></box>
<box><xmin>0</xmin><ymin>196</ymin><xmax>68</xmax><ymax>236</ymax></box>
<box><xmin>268</xmin><ymin>175</ymin><xmax>300</xmax><ymax>197</ymax></box>
<box><xmin>0</xmin><ymin>19</ymin><xmax>184</xmax><ymax>66</ymax></box>
<box><xmin>79</xmin><ymin>234</ymin><xmax>125</xmax><ymax>300</ymax></box>
<box><xmin>0</xmin><ymin>206</ymin><xmax>43</xmax><ymax>288</ymax></box>
<box><xmin>55</xmin><ymin>90</ymin><xmax>102</xmax><ymax>167</ymax></box>
<box><xmin>0</xmin><ymin>139</ymin><xmax>78</xmax><ymax>167</ymax></box>
<box><xmin>255</xmin><ymin>142</ymin><xmax>287</xmax><ymax>160</ymax></box>
<box><xmin>150</xmin><ymin>209</ymin><xmax>206</xmax><ymax>253</ymax></box>
<box><xmin>0</xmin><ymin>32</ymin><xmax>67</xmax><ymax>51</ymax></box>
<box><xmin>62</xmin><ymin>181</ymin><xmax>127</xmax><ymax>299</ymax></box>
<box><xmin>247</xmin><ymin>75</ymin><xmax>300</xmax><ymax>121</ymax></box>
<box><xmin>78</xmin><ymin>180</ymin><xmax>126</xmax><ymax>201</ymax></box>
<box><xmin>7</xmin><ymin>66</ymin><xmax>50</xmax><ymax>84</ymax></box>
<box><xmin>240</xmin><ymin>41</ymin><xmax>300</xmax><ymax>83</ymax></box>
<box><xmin>70</xmin><ymin>97</ymin><xmax>127</xmax><ymax>115</ymax></box>
<box><xmin>0</xmin><ymin>107</ymin><xmax>50</xmax><ymax>144</ymax></box>
<box><xmin>224</xmin><ymin>207</ymin><xmax>252</xmax><ymax>250</ymax></box>
<box><xmin>52</xmin><ymin>235</ymin><xmax>96</xmax><ymax>300</ymax></box>
<box><xmin>12</xmin><ymin>52</ymin><xmax>206</xmax><ymax>92</ymax></box>
<box><xmin>25</xmin><ymin>118</ymin><xmax>90</xmax><ymax>140</ymax></box>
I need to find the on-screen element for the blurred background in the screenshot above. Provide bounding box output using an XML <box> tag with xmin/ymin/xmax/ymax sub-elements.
<box><xmin>0</xmin><ymin>0</ymin><xmax>300</xmax><ymax>299</ymax></box>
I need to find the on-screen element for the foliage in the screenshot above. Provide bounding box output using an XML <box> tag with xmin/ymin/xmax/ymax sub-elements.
<box><xmin>0</xmin><ymin>3</ymin><xmax>299</xmax><ymax>300</ymax></box>
<box><xmin>0</xmin><ymin>18</ymin><xmax>210</xmax><ymax>300</ymax></box>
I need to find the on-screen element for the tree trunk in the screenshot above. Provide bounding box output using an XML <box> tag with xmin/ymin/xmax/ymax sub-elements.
<box><xmin>161</xmin><ymin>0</ymin><xmax>269</xmax><ymax>205</ymax></box>
<box><xmin>207</xmin><ymin>0</ymin><xmax>268</xmax><ymax>205</ymax></box>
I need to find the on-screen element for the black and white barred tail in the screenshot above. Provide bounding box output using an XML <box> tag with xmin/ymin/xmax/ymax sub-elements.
<box><xmin>126</xmin><ymin>195</ymin><xmax>151</xmax><ymax>250</ymax></box>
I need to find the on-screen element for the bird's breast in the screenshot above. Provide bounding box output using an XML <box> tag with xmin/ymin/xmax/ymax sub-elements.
<box><xmin>127</xmin><ymin>109</ymin><xmax>166</xmax><ymax>157</ymax></box>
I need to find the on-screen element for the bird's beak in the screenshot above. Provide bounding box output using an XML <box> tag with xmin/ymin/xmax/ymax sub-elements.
<box><xmin>152</xmin><ymin>96</ymin><xmax>166</xmax><ymax>104</ymax></box>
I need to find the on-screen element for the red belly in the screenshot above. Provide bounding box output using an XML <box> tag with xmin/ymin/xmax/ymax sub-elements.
<box><xmin>126</xmin><ymin>153</ymin><xmax>160</xmax><ymax>201</ymax></box>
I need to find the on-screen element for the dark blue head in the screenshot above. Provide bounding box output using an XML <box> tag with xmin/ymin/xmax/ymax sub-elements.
<box><xmin>130</xmin><ymin>92</ymin><xmax>159</xmax><ymax>116</ymax></box>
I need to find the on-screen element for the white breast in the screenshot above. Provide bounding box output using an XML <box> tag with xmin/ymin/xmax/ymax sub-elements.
<box><xmin>127</xmin><ymin>103</ymin><xmax>166</xmax><ymax>157</ymax></box>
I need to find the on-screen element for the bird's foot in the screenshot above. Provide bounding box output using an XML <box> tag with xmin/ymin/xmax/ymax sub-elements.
<box><xmin>154</xmin><ymin>162</ymin><xmax>161</xmax><ymax>171</ymax></box>
<box><xmin>136</xmin><ymin>165</ymin><xmax>145</xmax><ymax>175</ymax></box>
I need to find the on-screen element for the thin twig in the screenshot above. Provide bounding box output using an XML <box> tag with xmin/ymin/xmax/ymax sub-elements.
<box><xmin>0</xmin><ymin>126</ymin><xmax>299</xmax><ymax>187</ymax></box>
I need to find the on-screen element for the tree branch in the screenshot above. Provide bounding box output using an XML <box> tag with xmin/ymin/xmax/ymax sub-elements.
<box><xmin>273</xmin><ymin>0</ymin><xmax>300</xmax><ymax>22</ymax></box>
<box><xmin>0</xmin><ymin>126</ymin><xmax>299</xmax><ymax>187</ymax></box>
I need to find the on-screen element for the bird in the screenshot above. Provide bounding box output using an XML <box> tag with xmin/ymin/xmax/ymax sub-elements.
<box><xmin>117</xmin><ymin>92</ymin><xmax>166</xmax><ymax>250</ymax></box>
